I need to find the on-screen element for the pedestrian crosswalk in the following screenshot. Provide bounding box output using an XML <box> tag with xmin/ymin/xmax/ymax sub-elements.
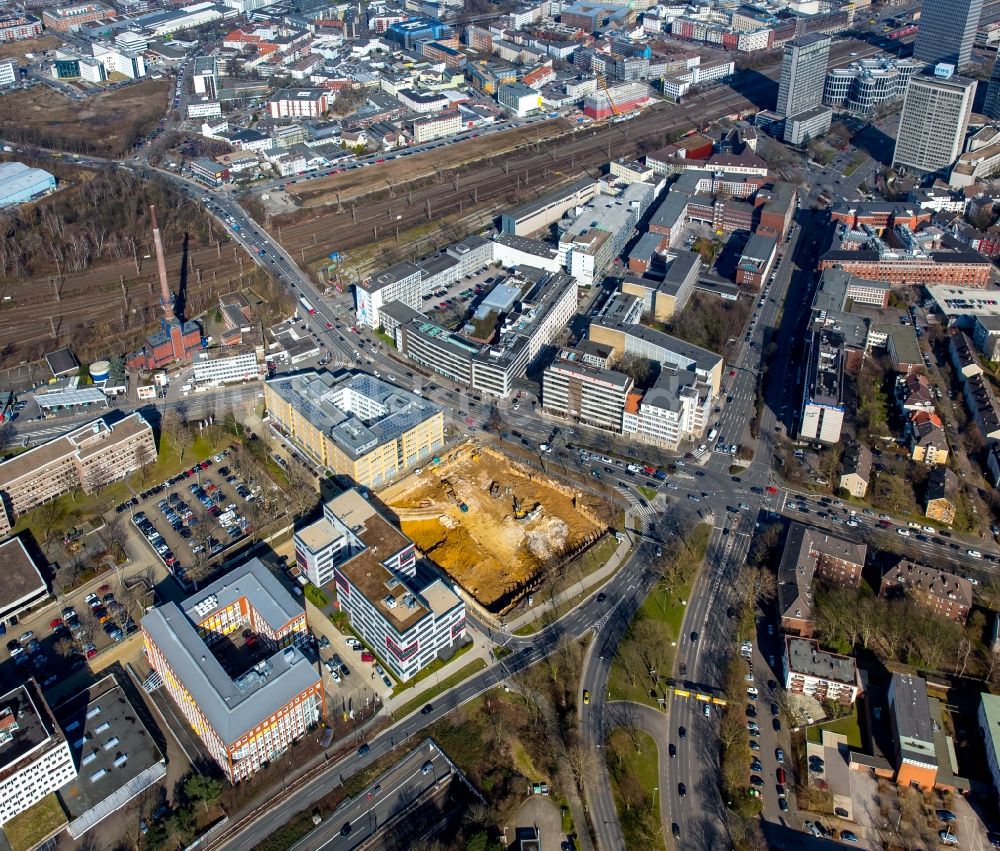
<box><xmin>618</xmin><ymin>486</ymin><xmax>656</xmax><ymax>517</ymax></box>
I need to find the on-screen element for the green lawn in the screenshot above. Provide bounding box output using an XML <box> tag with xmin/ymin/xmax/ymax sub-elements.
<box><xmin>3</xmin><ymin>794</ymin><xmax>66</xmax><ymax>851</ymax></box>
<box><xmin>391</xmin><ymin>640</ymin><xmax>472</xmax><ymax>696</ymax></box>
<box><xmin>607</xmin><ymin>525</ymin><xmax>710</xmax><ymax>709</ymax></box>
<box><xmin>394</xmin><ymin>659</ymin><xmax>487</xmax><ymax>718</ymax></box>
<box><xmin>806</xmin><ymin>707</ymin><xmax>862</xmax><ymax>749</ymax></box>
<box><xmin>637</xmin><ymin>485</ymin><xmax>658</xmax><ymax>501</ymax></box>
<box><xmin>606</xmin><ymin>730</ymin><xmax>665</xmax><ymax>851</ymax></box>
<box><xmin>11</xmin><ymin>430</ymin><xmax>225</xmax><ymax>545</ymax></box>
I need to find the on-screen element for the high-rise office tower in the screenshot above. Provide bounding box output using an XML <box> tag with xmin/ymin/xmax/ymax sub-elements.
<box><xmin>893</xmin><ymin>67</ymin><xmax>976</xmax><ymax>176</ymax></box>
<box><xmin>777</xmin><ymin>33</ymin><xmax>833</xmax><ymax>146</ymax></box>
<box><xmin>985</xmin><ymin>54</ymin><xmax>1000</xmax><ymax>119</ymax></box>
<box><xmin>913</xmin><ymin>0</ymin><xmax>982</xmax><ymax>70</ymax></box>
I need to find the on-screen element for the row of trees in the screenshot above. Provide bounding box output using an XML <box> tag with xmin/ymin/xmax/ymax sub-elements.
<box><xmin>815</xmin><ymin>585</ymin><xmax>999</xmax><ymax>680</ymax></box>
<box><xmin>0</xmin><ymin>170</ymin><xmax>211</xmax><ymax>279</ymax></box>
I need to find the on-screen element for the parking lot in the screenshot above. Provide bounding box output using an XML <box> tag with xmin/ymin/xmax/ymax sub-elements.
<box><xmin>418</xmin><ymin>265</ymin><xmax>503</xmax><ymax>329</ymax></box>
<box><xmin>125</xmin><ymin>449</ymin><xmax>268</xmax><ymax>588</ymax></box>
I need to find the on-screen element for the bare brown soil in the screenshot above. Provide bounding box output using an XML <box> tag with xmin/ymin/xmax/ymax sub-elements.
<box><xmin>382</xmin><ymin>445</ymin><xmax>604</xmax><ymax>608</ymax></box>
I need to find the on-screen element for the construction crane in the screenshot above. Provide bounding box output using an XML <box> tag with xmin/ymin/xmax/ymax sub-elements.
<box><xmin>596</xmin><ymin>74</ymin><xmax>622</xmax><ymax>118</ymax></box>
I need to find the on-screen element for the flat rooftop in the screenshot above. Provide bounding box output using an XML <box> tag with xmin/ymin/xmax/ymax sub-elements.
<box><xmin>54</xmin><ymin>674</ymin><xmax>165</xmax><ymax>833</ymax></box>
<box><xmin>0</xmin><ymin>683</ymin><xmax>56</xmax><ymax>782</ymax></box>
<box><xmin>0</xmin><ymin>538</ymin><xmax>48</xmax><ymax>616</ymax></box>
<box><xmin>324</xmin><ymin>490</ymin><xmax>439</xmax><ymax>632</ymax></box>
<box><xmin>265</xmin><ymin>371</ymin><xmax>441</xmax><ymax>460</ymax></box>
<box><xmin>786</xmin><ymin>636</ymin><xmax>857</xmax><ymax>685</ymax></box>
<box><xmin>141</xmin><ymin>558</ymin><xmax>319</xmax><ymax>746</ymax></box>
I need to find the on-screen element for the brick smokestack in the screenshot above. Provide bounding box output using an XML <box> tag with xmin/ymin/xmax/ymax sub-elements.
<box><xmin>150</xmin><ymin>204</ymin><xmax>175</xmax><ymax>323</ymax></box>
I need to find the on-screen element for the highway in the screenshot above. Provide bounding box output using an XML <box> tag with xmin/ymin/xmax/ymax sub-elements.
<box><xmin>288</xmin><ymin>744</ymin><xmax>451</xmax><ymax>851</ymax></box>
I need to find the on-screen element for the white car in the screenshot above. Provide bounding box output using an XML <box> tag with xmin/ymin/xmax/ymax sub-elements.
<box><xmin>897</xmin><ymin>528</ymin><xmax>911</xmax><ymax>537</ymax></box>
<box><xmin>967</xmin><ymin>550</ymin><xmax>982</xmax><ymax>559</ymax></box>
<box><xmin>747</xmin><ymin>687</ymin><xmax>759</xmax><ymax>698</ymax></box>
<box><xmin>922</xmin><ymin>525</ymin><xmax>935</xmax><ymax>533</ymax></box>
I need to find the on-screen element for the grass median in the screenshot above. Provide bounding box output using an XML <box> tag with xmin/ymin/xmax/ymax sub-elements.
<box><xmin>394</xmin><ymin>659</ymin><xmax>487</xmax><ymax>719</ymax></box>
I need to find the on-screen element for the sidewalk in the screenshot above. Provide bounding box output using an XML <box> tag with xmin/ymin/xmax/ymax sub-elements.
<box><xmin>504</xmin><ymin>515</ymin><xmax>636</xmax><ymax>634</ymax></box>
<box><xmin>381</xmin><ymin>629</ymin><xmax>495</xmax><ymax>715</ymax></box>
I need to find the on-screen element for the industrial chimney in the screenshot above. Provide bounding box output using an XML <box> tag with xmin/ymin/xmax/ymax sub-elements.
<box><xmin>149</xmin><ymin>204</ymin><xmax>175</xmax><ymax>324</ymax></box>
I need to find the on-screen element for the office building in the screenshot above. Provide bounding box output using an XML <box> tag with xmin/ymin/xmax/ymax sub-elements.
<box><xmin>542</xmin><ymin>349</ymin><xmax>633</xmax><ymax>432</ymax></box>
<box><xmin>887</xmin><ymin>673</ymin><xmax>938</xmax><ymax>789</ymax></box>
<box><xmin>192</xmin><ymin>56</ymin><xmax>219</xmax><ymax>99</ymax></box>
<box><xmin>498</xmin><ymin>82</ymin><xmax>542</xmax><ymax>117</ymax></box>
<box><xmin>42</xmin><ymin>2</ymin><xmax>113</xmax><ymax>31</ymax></box>
<box><xmin>776</xmin><ymin>34</ymin><xmax>833</xmax><ymax>145</ymax></box>
<box><xmin>784</xmin><ymin>636</ymin><xmax>861</xmax><ymax>704</ymax></box>
<box><xmin>913</xmin><ymin>0</ymin><xmax>982</xmax><ymax>70</ymax></box>
<box><xmin>57</xmin><ymin>673</ymin><xmax>166</xmax><ymax>841</ymax></box>
<box><xmin>588</xmin><ymin>319</ymin><xmax>724</xmax><ymax>397</ymax></box>
<box><xmin>823</xmin><ymin>55</ymin><xmax>920</xmax><ymax>114</ymax></box>
<box><xmin>192</xmin><ymin>349</ymin><xmax>261</xmax><ymax>388</ymax></box>
<box><xmin>355</xmin><ymin>237</ymin><xmax>494</xmax><ymax>330</ymax></box>
<box><xmin>268</xmin><ymin>88</ymin><xmax>329</xmax><ymax>119</ymax></box>
<box><xmin>263</xmin><ymin>371</ymin><xmax>444</xmax><ymax>489</ymax></box>
<box><xmin>777</xmin><ymin>523</ymin><xmax>866</xmax><ymax>637</ymax></box>
<box><xmin>0</xmin><ymin>413</ymin><xmax>155</xmax><ymax>538</ymax></box>
<box><xmin>879</xmin><ymin>561</ymin><xmax>972</xmax><ymax>623</ymax></box>
<box><xmin>986</xmin><ymin>55</ymin><xmax>1000</xmax><ymax>120</ymax></box>
<box><xmin>142</xmin><ymin>559</ymin><xmax>322</xmax><ymax>783</ymax></box>
<box><xmin>500</xmin><ymin>177</ymin><xmax>598</xmax><ymax>237</ymax></box>
<box><xmin>621</xmin><ymin>366</ymin><xmax>713</xmax><ymax>450</ymax></box>
<box><xmin>0</xmin><ymin>682</ymin><xmax>76</xmax><ymax>826</ymax></box>
<box><xmin>893</xmin><ymin>69</ymin><xmax>976</xmax><ymax>177</ymax></box>
<box><xmin>979</xmin><ymin>692</ymin><xmax>1000</xmax><ymax>803</ymax></box>
<box><xmin>294</xmin><ymin>490</ymin><xmax>466</xmax><ymax>681</ymax></box>
<box><xmin>799</xmin><ymin>329</ymin><xmax>846</xmax><ymax>444</ymax></box>
<box><xmin>0</xmin><ymin>162</ymin><xmax>55</xmax><ymax>208</ymax></box>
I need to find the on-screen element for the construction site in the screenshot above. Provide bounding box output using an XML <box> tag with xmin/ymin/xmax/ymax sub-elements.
<box><xmin>381</xmin><ymin>444</ymin><xmax>606</xmax><ymax>612</ymax></box>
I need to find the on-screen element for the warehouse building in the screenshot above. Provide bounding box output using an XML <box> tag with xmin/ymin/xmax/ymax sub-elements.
<box><xmin>500</xmin><ymin>176</ymin><xmax>598</xmax><ymax>237</ymax></box>
<box><xmin>264</xmin><ymin>371</ymin><xmax>443</xmax><ymax>489</ymax></box>
<box><xmin>0</xmin><ymin>162</ymin><xmax>55</xmax><ymax>207</ymax></box>
<box><xmin>294</xmin><ymin>490</ymin><xmax>465</xmax><ymax>681</ymax></box>
<box><xmin>142</xmin><ymin>559</ymin><xmax>321</xmax><ymax>783</ymax></box>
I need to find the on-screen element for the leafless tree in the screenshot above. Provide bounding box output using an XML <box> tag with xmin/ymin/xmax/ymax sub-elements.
<box><xmin>163</xmin><ymin>411</ymin><xmax>193</xmax><ymax>463</ymax></box>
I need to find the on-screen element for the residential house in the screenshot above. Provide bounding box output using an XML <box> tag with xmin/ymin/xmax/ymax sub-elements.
<box><xmin>895</xmin><ymin>372</ymin><xmax>934</xmax><ymax>412</ymax></box>
<box><xmin>880</xmin><ymin>560</ymin><xmax>972</xmax><ymax>624</ymax></box>
<box><xmin>839</xmin><ymin>443</ymin><xmax>872</xmax><ymax>498</ymax></box>
<box><xmin>924</xmin><ymin>466</ymin><xmax>959</xmax><ymax>525</ymax></box>
<box><xmin>777</xmin><ymin>523</ymin><xmax>866</xmax><ymax>637</ymax></box>
<box><xmin>784</xmin><ymin>636</ymin><xmax>862</xmax><ymax>704</ymax></box>
<box><xmin>907</xmin><ymin>410</ymin><xmax>949</xmax><ymax>465</ymax></box>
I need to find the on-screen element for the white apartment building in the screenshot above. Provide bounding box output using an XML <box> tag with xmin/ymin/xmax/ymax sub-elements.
<box><xmin>622</xmin><ymin>367</ymin><xmax>712</xmax><ymax>450</ymax></box>
<box><xmin>0</xmin><ymin>683</ymin><xmax>76</xmax><ymax>826</ymax></box>
<box><xmin>542</xmin><ymin>350</ymin><xmax>632</xmax><ymax>432</ymax></box>
<box><xmin>192</xmin><ymin>349</ymin><xmax>261</xmax><ymax>388</ymax></box>
<box><xmin>295</xmin><ymin>490</ymin><xmax>466</xmax><ymax>681</ymax></box>
<box><xmin>784</xmin><ymin>636</ymin><xmax>861</xmax><ymax>704</ymax></box>
<box><xmin>413</xmin><ymin>109</ymin><xmax>461</xmax><ymax>143</ymax></box>
<box><xmin>0</xmin><ymin>60</ymin><xmax>15</xmax><ymax>88</ymax></box>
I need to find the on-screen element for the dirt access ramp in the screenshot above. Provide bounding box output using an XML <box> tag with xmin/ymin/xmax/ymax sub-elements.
<box><xmin>381</xmin><ymin>444</ymin><xmax>605</xmax><ymax>609</ymax></box>
<box><xmin>287</xmin><ymin>117</ymin><xmax>573</xmax><ymax>208</ymax></box>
